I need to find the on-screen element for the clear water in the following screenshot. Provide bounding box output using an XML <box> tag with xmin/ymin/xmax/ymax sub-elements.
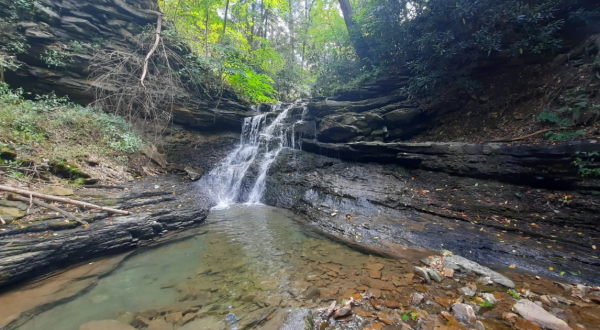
<box><xmin>15</xmin><ymin>204</ymin><xmax>406</xmax><ymax>330</ymax></box>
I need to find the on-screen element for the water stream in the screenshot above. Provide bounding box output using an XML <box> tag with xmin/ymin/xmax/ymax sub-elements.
<box><xmin>203</xmin><ymin>102</ymin><xmax>307</xmax><ymax>208</ymax></box>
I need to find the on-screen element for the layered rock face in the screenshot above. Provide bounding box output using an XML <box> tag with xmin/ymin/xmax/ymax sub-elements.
<box><xmin>0</xmin><ymin>0</ymin><xmax>251</xmax><ymax>131</ymax></box>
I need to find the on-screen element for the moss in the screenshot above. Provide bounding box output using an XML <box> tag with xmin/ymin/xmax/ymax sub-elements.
<box><xmin>0</xmin><ymin>145</ymin><xmax>17</xmax><ymax>161</ymax></box>
<box><xmin>50</xmin><ymin>160</ymin><xmax>90</xmax><ymax>179</ymax></box>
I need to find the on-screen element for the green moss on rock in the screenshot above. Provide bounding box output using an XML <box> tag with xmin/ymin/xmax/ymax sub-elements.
<box><xmin>50</xmin><ymin>160</ymin><xmax>90</xmax><ymax>179</ymax></box>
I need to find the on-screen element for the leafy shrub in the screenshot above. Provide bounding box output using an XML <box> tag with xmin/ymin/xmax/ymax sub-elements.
<box><xmin>0</xmin><ymin>82</ymin><xmax>146</xmax><ymax>161</ymax></box>
<box><xmin>352</xmin><ymin>0</ymin><xmax>599</xmax><ymax>96</ymax></box>
<box><xmin>574</xmin><ymin>152</ymin><xmax>600</xmax><ymax>178</ymax></box>
<box><xmin>40</xmin><ymin>49</ymin><xmax>73</xmax><ymax>69</ymax></box>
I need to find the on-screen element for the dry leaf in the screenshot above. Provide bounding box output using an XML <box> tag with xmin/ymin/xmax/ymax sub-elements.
<box><xmin>509</xmin><ymin>265</ymin><xmax>516</xmax><ymax>269</ymax></box>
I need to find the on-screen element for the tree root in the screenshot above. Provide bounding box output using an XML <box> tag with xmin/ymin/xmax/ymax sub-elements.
<box><xmin>140</xmin><ymin>12</ymin><xmax>163</xmax><ymax>87</ymax></box>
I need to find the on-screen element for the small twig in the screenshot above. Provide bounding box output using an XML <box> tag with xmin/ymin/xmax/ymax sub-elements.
<box><xmin>9</xmin><ymin>194</ymin><xmax>89</xmax><ymax>227</ymax></box>
<box><xmin>0</xmin><ymin>215</ymin><xmax>5</xmax><ymax>225</ymax></box>
<box><xmin>485</xmin><ymin>129</ymin><xmax>553</xmax><ymax>143</ymax></box>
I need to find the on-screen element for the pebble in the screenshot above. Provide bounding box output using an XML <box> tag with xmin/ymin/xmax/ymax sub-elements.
<box><xmin>452</xmin><ymin>303</ymin><xmax>477</xmax><ymax>325</ymax></box>
<box><xmin>411</xmin><ymin>293</ymin><xmax>424</xmax><ymax>305</ymax></box>
<box><xmin>460</xmin><ymin>286</ymin><xmax>476</xmax><ymax>297</ymax></box>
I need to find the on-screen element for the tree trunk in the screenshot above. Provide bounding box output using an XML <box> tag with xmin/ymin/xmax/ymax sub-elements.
<box><xmin>222</xmin><ymin>0</ymin><xmax>230</xmax><ymax>40</ymax></box>
<box><xmin>205</xmin><ymin>4</ymin><xmax>209</xmax><ymax>55</ymax></box>
<box><xmin>337</xmin><ymin>0</ymin><xmax>368</xmax><ymax>60</ymax></box>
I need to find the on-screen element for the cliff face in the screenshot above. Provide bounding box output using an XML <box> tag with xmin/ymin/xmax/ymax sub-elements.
<box><xmin>0</xmin><ymin>0</ymin><xmax>251</xmax><ymax>131</ymax></box>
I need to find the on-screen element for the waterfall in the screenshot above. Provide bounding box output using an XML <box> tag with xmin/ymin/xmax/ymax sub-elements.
<box><xmin>203</xmin><ymin>102</ymin><xmax>304</xmax><ymax>208</ymax></box>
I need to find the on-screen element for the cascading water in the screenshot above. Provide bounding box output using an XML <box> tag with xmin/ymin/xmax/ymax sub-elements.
<box><xmin>203</xmin><ymin>101</ymin><xmax>307</xmax><ymax>208</ymax></box>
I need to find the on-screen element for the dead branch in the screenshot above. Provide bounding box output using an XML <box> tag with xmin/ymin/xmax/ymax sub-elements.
<box><xmin>486</xmin><ymin>129</ymin><xmax>553</xmax><ymax>142</ymax></box>
<box><xmin>9</xmin><ymin>194</ymin><xmax>89</xmax><ymax>227</ymax></box>
<box><xmin>0</xmin><ymin>184</ymin><xmax>131</xmax><ymax>215</ymax></box>
<box><xmin>0</xmin><ymin>215</ymin><xmax>4</xmax><ymax>225</ymax></box>
<box><xmin>141</xmin><ymin>12</ymin><xmax>163</xmax><ymax>87</ymax></box>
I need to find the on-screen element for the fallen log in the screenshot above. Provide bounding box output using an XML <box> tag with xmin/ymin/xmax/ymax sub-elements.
<box><xmin>0</xmin><ymin>184</ymin><xmax>131</xmax><ymax>215</ymax></box>
<box><xmin>9</xmin><ymin>194</ymin><xmax>89</xmax><ymax>227</ymax></box>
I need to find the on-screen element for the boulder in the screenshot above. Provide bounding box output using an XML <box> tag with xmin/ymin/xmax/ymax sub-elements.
<box><xmin>513</xmin><ymin>299</ymin><xmax>573</xmax><ymax>330</ymax></box>
<box><xmin>0</xmin><ymin>146</ymin><xmax>17</xmax><ymax>161</ymax></box>
<box><xmin>184</xmin><ymin>166</ymin><xmax>204</xmax><ymax>181</ymax></box>
<box><xmin>383</xmin><ymin>108</ymin><xmax>422</xmax><ymax>125</ymax></box>
<box><xmin>445</xmin><ymin>255</ymin><xmax>515</xmax><ymax>288</ymax></box>
<box><xmin>79</xmin><ymin>320</ymin><xmax>135</xmax><ymax>330</ymax></box>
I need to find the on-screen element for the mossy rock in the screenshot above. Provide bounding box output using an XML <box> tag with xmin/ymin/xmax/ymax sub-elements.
<box><xmin>50</xmin><ymin>160</ymin><xmax>90</xmax><ymax>179</ymax></box>
<box><xmin>0</xmin><ymin>146</ymin><xmax>17</xmax><ymax>161</ymax></box>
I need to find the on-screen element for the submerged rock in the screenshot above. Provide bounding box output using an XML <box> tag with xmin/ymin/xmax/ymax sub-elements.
<box><xmin>413</xmin><ymin>266</ymin><xmax>431</xmax><ymax>284</ymax></box>
<box><xmin>79</xmin><ymin>320</ymin><xmax>135</xmax><ymax>330</ymax></box>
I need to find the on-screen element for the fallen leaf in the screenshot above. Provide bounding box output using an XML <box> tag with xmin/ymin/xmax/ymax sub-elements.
<box><xmin>549</xmin><ymin>267</ymin><xmax>554</xmax><ymax>271</ymax></box>
<box><xmin>593</xmin><ymin>245</ymin><xmax>597</xmax><ymax>250</ymax></box>
<box><xmin>509</xmin><ymin>265</ymin><xmax>516</xmax><ymax>269</ymax></box>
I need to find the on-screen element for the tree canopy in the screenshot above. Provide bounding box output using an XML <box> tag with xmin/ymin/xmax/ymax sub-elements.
<box><xmin>158</xmin><ymin>0</ymin><xmax>599</xmax><ymax>103</ymax></box>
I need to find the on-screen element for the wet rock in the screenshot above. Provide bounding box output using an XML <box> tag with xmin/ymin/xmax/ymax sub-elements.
<box><xmin>443</xmin><ymin>260</ymin><xmax>460</xmax><ymax>270</ymax></box>
<box><xmin>279</xmin><ymin>309</ymin><xmax>311</xmax><ymax>330</ymax></box>
<box><xmin>452</xmin><ymin>303</ymin><xmax>477</xmax><ymax>325</ymax></box>
<box><xmin>513</xmin><ymin>318</ymin><xmax>543</xmax><ymax>330</ymax></box>
<box><xmin>460</xmin><ymin>287</ymin><xmax>476</xmax><ymax>297</ymax></box>
<box><xmin>427</xmin><ymin>269</ymin><xmax>443</xmax><ymax>283</ymax></box>
<box><xmin>554</xmin><ymin>282</ymin><xmax>574</xmax><ymax>291</ymax></box>
<box><xmin>317</xmin><ymin>118</ymin><xmax>363</xmax><ymax>142</ymax></box>
<box><xmin>361</xmin><ymin>278</ymin><xmax>395</xmax><ymax>291</ymax></box>
<box><xmin>513</xmin><ymin>299</ymin><xmax>573</xmax><ymax>330</ymax></box>
<box><xmin>179</xmin><ymin>316</ymin><xmax>226</xmax><ymax>330</ymax></box>
<box><xmin>79</xmin><ymin>320</ymin><xmax>136</xmax><ymax>330</ymax></box>
<box><xmin>384</xmin><ymin>300</ymin><xmax>400</xmax><ymax>309</ymax></box>
<box><xmin>131</xmin><ymin>316</ymin><xmax>151</xmax><ymax>328</ymax></box>
<box><xmin>482</xmin><ymin>293</ymin><xmax>498</xmax><ymax>305</ymax></box>
<box><xmin>413</xmin><ymin>266</ymin><xmax>431</xmax><ymax>284</ymax></box>
<box><xmin>165</xmin><ymin>312</ymin><xmax>183</xmax><ymax>324</ymax></box>
<box><xmin>376</xmin><ymin>312</ymin><xmax>396</xmax><ymax>325</ymax></box>
<box><xmin>184</xmin><ymin>166</ymin><xmax>204</xmax><ymax>181</ymax></box>
<box><xmin>368</xmin><ymin>288</ymin><xmax>383</xmax><ymax>298</ymax></box>
<box><xmin>146</xmin><ymin>318</ymin><xmax>173</xmax><ymax>330</ymax></box>
<box><xmin>115</xmin><ymin>312</ymin><xmax>135</xmax><ymax>325</ymax></box>
<box><xmin>177</xmin><ymin>313</ymin><xmax>197</xmax><ymax>327</ymax></box>
<box><xmin>411</xmin><ymin>293</ymin><xmax>424</xmax><ymax>305</ymax></box>
<box><xmin>369</xmin><ymin>270</ymin><xmax>382</xmax><ymax>279</ymax></box>
<box><xmin>475</xmin><ymin>320</ymin><xmax>485</xmax><ymax>330</ymax></box>
<box><xmin>445</xmin><ymin>255</ymin><xmax>515</xmax><ymax>288</ymax></box>
<box><xmin>39</xmin><ymin>186</ymin><xmax>74</xmax><ymax>196</ymax></box>
<box><xmin>444</xmin><ymin>268</ymin><xmax>455</xmax><ymax>278</ymax></box>
<box><xmin>333</xmin><ymin>306</ymin><xmax>352</xmax><ymax>319</ymax></box>
<box><xmin>237</xmin><ymin>306</ymin><xmax>277</xmax><ymax>329</ymax></box>
<box><xmin>366</xmin><ymin>263</ymin><xmax>385</xmax><ymax>271</ymax></box>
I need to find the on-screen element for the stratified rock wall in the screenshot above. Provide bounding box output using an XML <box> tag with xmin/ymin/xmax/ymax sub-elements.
<box><xmin>0</xmin><ymin>0</ymin><xmax>251</xmax><ymax>131</ymax></box>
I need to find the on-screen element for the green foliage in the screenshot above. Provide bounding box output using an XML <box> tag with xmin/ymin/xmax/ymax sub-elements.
<box><xmin>508</xmin><ymin>289</ymin><xmax>521</xmax><ymax>299</ymax></box>
<box><xmin>0</xmin><ymin>82</ymin><xmax>146</xmax><ymax>162</ymax></box>
<box><xmin>479</xmin><ymin>301</ymin><xmax>494</xmax><ymax>308</ymax></box>
<box><xmin>68</xmin><ymin>41</ymin><xmax>85</xmax><ymax>53</ymax></box>
<box><xmin>574</xmin><ymin>152</ymin><xmax>600</xmax><ymax>178</ymax></box>
<box><xmin>538</xmin><ymin>93</ymin><xmax>598</xmax><ymax>140</ymax></box>
<box><xmin>349</xmin><ymin>0</ymin><xmax>599</xmax><ymax>96</ymax></box>
<box><xmin>401</xmin><ymin>311</ymin><xmax>419</xmax><ymax>321</ymax></box>
<box><xmin>40</xmin><ymin>49</ymin><xmax>73</xmax><ymax>69</ymax></box>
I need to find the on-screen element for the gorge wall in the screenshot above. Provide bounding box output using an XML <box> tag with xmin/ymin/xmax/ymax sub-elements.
<box><xmin>0</xmin><ymin>0</ymin><xmax>252</xmax><ymax>132</ymax></box>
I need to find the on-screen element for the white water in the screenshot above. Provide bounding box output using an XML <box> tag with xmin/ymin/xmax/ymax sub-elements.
<box><xmin>203</xmin><ymin>102</ymin><xmax>306</xmax><ymax>208</ymax></box>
